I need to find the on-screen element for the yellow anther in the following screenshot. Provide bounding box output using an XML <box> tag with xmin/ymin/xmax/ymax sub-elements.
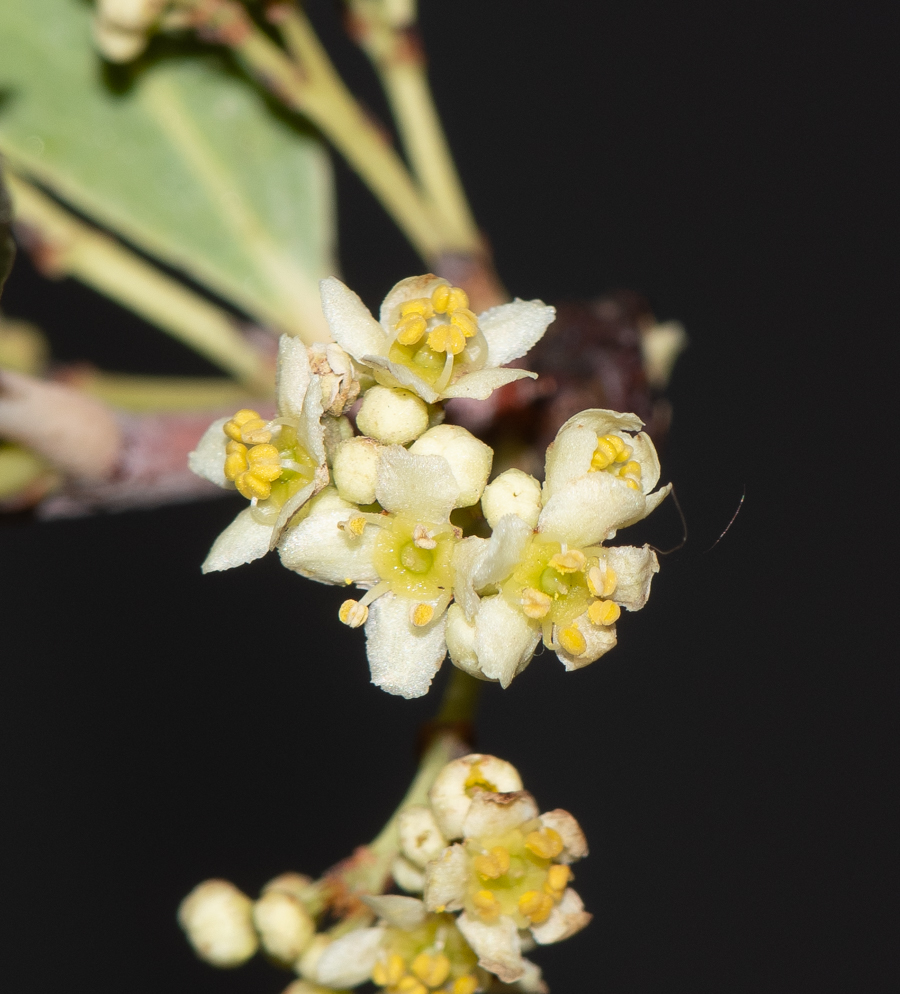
<box><xmin>518</xmin><ymin>889</ymin><xmax>554</xmax><ymax>924</ymax></box>
<box><xmin>557</xmin><ymin>625</ymin><xmax>587</xmax><ymax>657</ymax></box>
<box><xmin>473</xmin><ymin>889</ymin><xmax>502</xmax><ymax>922</ymax></box>
<box><xmin>411</xmin><ymin>952</ymin><xmax>451</xmax><ymax>988</ymax></box>
<box><xmin>431</xmin><ymin>283</ymin><xmax>452</xmax><ymax>313</ymax></box>
<box><xmin>587</xmin><ymin>564</ymin><xmax>618</xmax><ymax>598</ymax></box>
<box><xmin>614</xmin><ymin>442</ymin><xmax>633</xmax><ymax>463</ymax></box>
<box><xmin>234</xmin><ymin>471</ymin><xmax>273</xmax><ymax>500</ymax></box>
<box><xmin>396</xmin><ymin>977</ymin><xmax>428</xmax><ymax>994</ymax></box>
<box><xmin>246</xmin><ymin>443</ymin><xmax>283</xmax><ymax>481</ymax></box>
<box><xmin>223</xmin><ymin>440</ymin><xmax>248</xmax><ymax>481</ymax></box>
<box><xmin>473</xmin><ymin>846</ymin><xmax>511</xmax><ymax>880</ymax></box>
<box><xmin>590</xmin><ymin>435</ymin><xmax>618</xmax><ymax>470</ymax></box>
<box><xmin>400</xmin><ymin>297</ymin><xmax>435</xmax><ymax>320</ymax></box>
<box><xmin>521</xmin><ymin>586</ymin><xmax>552</xmax><ymax>620</ymax></box>
<box><xmin>588</xmin><ymin>598</ymin><xmax>621</xmax><ymax>627</ymax></box>
<box><xmin>624</xmin><ymin>478</ymin><xmax>641</xmax><ymax>490</ymax></box>
<box><xmin>452</xmin><ymin>976</ymin><xmax>479</xmax><ymax>994</ymax></box>
<box><xmin>238</xmin><ymin>417</ymin><xmax>272</xmax><ymax>445</ymax></box>
<box><xmin>524</xmin><ymin>827</ymin><xmax>565</xmax><ymax>859</ymax></box>
<box><xmin>373</xmin><ymin>953</ymin><xmax>406</xmax><ymax>987</ymax></box>
<box><xmin>410</xmin><ymin>602</ymin><xmax>435</xmax><ymax>627</ymax></box>
<box><xmin>431</xmin><ymin>283</ymin><xmax>469</xmax><ymax>314</ymax></box>
<box><xmin>341</xmin><ymin>515</ymin><xmax>367</xmax><ymax>537</ymax></box>
<box><xmin>607</xmin><ymin>433</ymin><xmax>627</xmax><ymax>456</ymax></box>
<box><xmin>223</xmin><ymin>408</ymin><xmax>262</xmax><ymax>442</ymax></box>
<box><xmin>396</xmin><ymin>313</ymin><xmax>428</xmax><ymax>346</ymax></box>
<box><xmin>339</xmin><ymin>599</ymin><xmax>369</xmax><ymax>628</ymax></box>
<box><xmin>413</xmin><ymin>524</ymin><xmax>437</xmax><ymax>549</ymax></box>
<box><xmin>464</xmin><ymin>763</ymin><xmax>497</xmax><ymax>793</ymax></box>
<box><xmin>549</xmin><ymin>548</ymin><xmax>587</xmax><ymax>573</ymax></box>
<box><xmin>619</xmin><ymin>459</ymin><xmax>643</xmax><ymax>482</ymax></box>
<box><xmin>450</xmin><ymin>308</ymin><xmax>478</xmax><ymax>338</ymax></box>
<box><xmin>427</xmin><ymin>323</ymin><xmax>466</xmax><ymax>356</ymax></box>
<box><xmin>545</xmin><ymin>863</ymin><xmax>572</xmax><ymax>899</ymax></box>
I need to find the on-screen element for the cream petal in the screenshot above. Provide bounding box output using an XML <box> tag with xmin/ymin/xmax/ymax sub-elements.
<box><xmin>379</xmin><ymin>274</ymin><xmax>446</xmax><ymax>329</ymax></box>
<box><xmin>277</xmin><ymin>488</ymin><xmax>381</xmax><ymax>585</ymax></box>
<box><xmin>516</xmin><ymin>958</ymin><xmax>549</xmax><ymax>994</ymax></box>
<box><xmin>202</xmin><ymin>507</ymin><xmax>273</xmax><ymax>573</ymax></box>
<box><xmin>456</xmin><ymin>912</ymin><xmax>525</xmax><ymax>984</ymax></box>
<box><xmin>462</xmin><ymin>790</ymin><xmax>539</xmax><ymax>839</ymax></box>
<box><xmin>544</xmin><ymin>410</ymin><xmax>646</xmax><ymax>497</ymax></box>
<box><xmin>314</xmin><ymin>926</ymin><xmax>386</xmax><ymax>989</ymax></box>
<box><xmin>269</xmin><ymin>471</ymin><xmax>324</xmax><ymax>552</ymax></box>
<box><xmin>538</xmin><ymin>473</ymin><xmax>645</xmax><ymax>548</ymax></box>
<box><xmin>538</xmin><ymin>809</ymin><xmax>589</xmax><ymax>863</ymax></box>
<box><xmin>471</xmin><ymin>514</ymin><xmax>533</xmax><ymax>591</ymax></box>
<box><xmin>441</xmin><ymin>366</ymin><xmax>537</xmax><ymax>401</ymax></box>
<box><xmin>362</xmin><ymin>355</ymin><xmax>441</xmax><ymax>404</ymax></box>
<box><xmin>422</xmin><ymin>843</ymin><xmax>468</xmax><ymax>912</ymax></box>
<box><xmin>188</xmin><ymin>417</ymin><xmax>231</xmax><ymax>488</ymax></box>
<box><xmin>428</xmin><ymin>755</ymin><xmax>523</xmax><ymax>840</ymax></box>
<box><xmin>391</xmin><ymin>856</ymin><xmax>425</xmax><ymax>894</ymax></box>
<box><xmin>529</xmin><ymin>888</ymin><xmax>592</xmax><ymax>945</ymax></box>
<box><xmin>554</xmin><ymin>613</ymin><xmax>617</xmax><ymax>672</ymax></box>
<box><xmin>473</xmin><ymin>595</ymin><xmax>540</xmax><ymax>688</ymax></box>
<box><xmin>319</xmin><ymin>277</ymin><xmax>387</xmax><ymax>361</ymax></box>
<box><xmin>298</xmin><ymin>372</ymin><xmax>327</xmax><ymax>467</ymax></box>
<box><xmin>452</xmin><ymin>536</ymin><xmax>488</xmax><ymax>621</ymax></box>
<box><xmin>478</xmin><ymin>300</ymin><xmax>556</xmax><ymax>368</ymax></box>
<box><xmin>446</xmin><ymin>604</ymin><xmax>496</xmax><ymax>683</ymax></box>
<box><xmin>615</xmin><ymin>482</ymin><xmax>672</xmax><ymax>532</ymax></box>
<box><xmin>398</xmin><ymin>806</ymin><xmax>447</xmax><ymax>868</ymax></box>
<box><xmin>630</xmin><ymin>430</ymin><xmax>662</xmax><ymax>494</ymax></box>
<box><xmin>607</xmin><ymin>545</ymin><xmax>660</xmax><ymax>612</ymax></box>
<box><xmin>275</xmin><ymin>334</ymin><xmax>312</xmax><ymax>421</ymax></box>
<box><xmin>375</xmin><ymin>446</ymin><xmax>459</xmax><ymax>523</ymax></box>
<box><xmin>360</xmin><ymin>895</ymin><xmax>427</xmax><ymax>930</ymax></box>
<box><xmin>365</xmin><ymin>592</ymin><xmax>447</xmax><ymax>699</ymax></box>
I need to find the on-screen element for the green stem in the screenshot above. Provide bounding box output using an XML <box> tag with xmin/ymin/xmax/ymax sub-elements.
<box><xmin>435</xmin><ymin>666</ymin><xmax>483</xmax><ymax>725</ymax></box>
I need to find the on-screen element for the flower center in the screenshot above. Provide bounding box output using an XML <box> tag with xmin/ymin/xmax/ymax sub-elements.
<box><xmin>590</xmin><ymin>432</ymin><xmax>643</xmax><ymax>490</ymax></box>
<box><xmin>371</xmin><ymin>917</ymin><xmax>479</xmax><ymax>994</ymax></box>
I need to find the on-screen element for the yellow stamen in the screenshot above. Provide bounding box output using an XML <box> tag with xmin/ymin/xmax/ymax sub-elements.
<box><xmin>396</xmin><ymin>977</ymin><xmax>428</xmax><ymax>994</ymax></box>
<box><xmin>410</xmin><ymin>602</ymin><xmax>435</xmax><ymax>627</ymax></box>
<box><xmin>525</xmin><ymin>827</ymin><xmax>564</xmax><ymax>859</ymax></box>
<box><xmin>373</xmin><ymin>953</ymin><xmax>406</xmax><ymax>987</ymax></box>
<box><xmin>587</xmin><ymin>564</ymin><xmax>618</xmax><ymax>598</ymax></box>
<box><xmin>588</xmin><ymin>599</ymin><xmax>620</xmax><ymax>627</ymax></box>
<box><xmin>234</xmin><ymin>470</ymin><xmax>273</xmax><ymax>500</ymax></box>
<box><xmin>549</xmin><ymin>548</ymin><xmax>586</xmax><ymax>573</ymax></box>
<box><xmin>400</xmin><ymin>297</ymin><xmax>435</xmax><ymax>320</ymax></box>
<box><xmin>615</xmin><ymin>442</ymin><xmax>633</xmax><ymax>463</ymax></box>
<box><xmin>518</xmin><ymin>889</ymin><xmax>554</xmax><ymax>924</ymax></box>
<box><xmin>450</xmin><ymin>308</ymin><xmax>478</xmax><ymax>338</ymax></box>
<box><xmin>619</xmin><ymin>459</ymin><xmax>643</xmax><ymax>483</ymax></box>
<box><xmin>545</xmin><ymin>863</ymin><xmax>572</xmax><ymax>899</ymax></box>
<box><xmin>339</xmin><ymin>599</ymin><xmax>368</xmax><ymax>628</ymax></box>
<box><xmin>223</xmin><ymin>440</ymin><xmax>248</xmax><ymax>481</ymax></box>
<box><xmin>396</xmin><ymin>313</ymin><xmax>428</xmax><ymax>346</ymax></box>
<box><xmin>521</xmin><ymin>586</ymin><xmax>552</xmax><ymax>619</ymax></box>
<box><xmin>473</xmin><ymin>846</ymin><xmax>511</xmax><ymax>880</ymax></box>
<box><xmin>464</xmin><ymin>764</ymin><xmax>497</xmax><ymax>793</ymax></box>
<box><xmin>431</xmin><ymin>283</ymin><xmax>469</xmax><ymax>314</ymax></box>
<box><xmin>590</xmin><ymin>435</ymin><xmax>618</xmax><ymax>470</ymax></box>
<box><xmin>238</xmin><ymin>417</ymin><xmax>272</xmax><ymax>445</ymax></box>
<box><xmin>246</xmin><ymin>443</ymin><xmax>283</xmax><ymax>481</ymax></box>
<box><xmin>473</xmin><ymin>889</ymin><xmax>502</xmax><ymax>922</ymax></box>
<box><xmin>411</xmin><ymin>952</ymin><xmax>451</xmax><ymax>988</ymax></box>
<box><xmin>223</xmin><ymin>408</ymin><xmax>262</xmax><ymax>442</ymax></box>
<box><xmin>340</xmin><ymin>514</ymin><xmax>367</xmax><ymax>537</ymax></box>
<box><xmin>427</xmin><ymin>323</ymin><xmax>466</xmax><ymax>356</ymax></box>
<box><xmin>557</xmin><ymin>625</ymin><xmax>587</xmax><ymax>657</ymax></box>
<box><xmin>452</xmin><ymin>976</ymin><xmax>479</xmax><ymax>994</ymax></box>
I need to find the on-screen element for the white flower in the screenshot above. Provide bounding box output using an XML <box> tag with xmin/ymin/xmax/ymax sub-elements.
<box><xmin>189</xmin><ymin>336</ymin><xmax>328</xmax><ymax>573</ymax></box>
<box><xmin>278</xmin><ymin>444</ymin><xmax>469</xmax><ymax>698</ymax></box>
<box><xmin>319</xmin><ymin>274</ymin><xmax>556</xmax><ymax>404</ymax></box>
<box><xmin>447</xmin><ymin>410</ymin><xmax>668</xmax><ymax>682</ymax></box>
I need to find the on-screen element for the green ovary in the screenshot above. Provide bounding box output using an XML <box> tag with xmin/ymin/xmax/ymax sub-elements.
<box><xmin>250</xmin><ymin>426</ymin><xmax>317</xmax><ymax>525</ymax></box>
<box><xmin>501</xmin><ymin>539</ymin><xmax>594</xmax><ymax>628</ymax></box>
<box><xmin>373</xmin><ymin>516</ymin><xmax>455</xmax><ymax>599</ymax></box>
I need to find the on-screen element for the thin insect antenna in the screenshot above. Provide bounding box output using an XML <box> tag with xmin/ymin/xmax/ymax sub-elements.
<box><xmin>703</xmin><ymin>487</ymin><xmax>746</xmax><ymax>554</ymax></box>
<box><xmin>649</xmin><ymin>485</ymin><xmax>688</xmax><ymax>555</ymax></box>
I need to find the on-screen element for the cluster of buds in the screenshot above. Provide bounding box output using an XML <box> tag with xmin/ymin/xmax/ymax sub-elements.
<box><xmin>179</xmin><ymin>753</ymin><xmax>588</xmax><ymax>993</ymax></box>
<box><xmin>190</xmin><ymin>274</ymin><xmax>670</xmax><ymax>697</ymax></box>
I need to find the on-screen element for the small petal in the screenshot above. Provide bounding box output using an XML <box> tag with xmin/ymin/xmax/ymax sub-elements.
<box><xmin>554</xmin><ymin>613</ymin><xmax>617</xmax><ymax>672</ymax></box>
<box><xmin>517</xmin><ymin>958</ymin><xmax>550</xmax><ymax>994</ymax></box>
<box><xmin>360</xmin><ymin>894</ymin><xmax>427</xmax><ymax>930</ymax></box>
<box><xmin>473</xmin><ymin>595</ymin><xmax>540</xmax><ymax>688</ymax></box>
<box><xmin>429</xmin><ymin>754</ymin><xmax>523</xmax><ymax>840</ymax></box>
<box><xmin>314</xmin><ymin>926</ymin><xmax>386</xmax><ymax>989</ymax></box>
<box><xmin>529</xmin><ymin>888</ymin><xmax>592</xmax><ymax>945</ymax></box>
<box><xmin>538</xmin><ymin>809</ymin><xmax>589</xmax><ymax>863</ymax></box>
<box><xmin>392</xmin><ymin>856</ymin><xmax>425</xmax><ymax>894</ymax></box>
<box><xmin>275</xmin><ymin>334</ymin><xmax>312</xmax><ymax>422</ymax></box>
<box><xmin>188</xmin><ymin>417</ymin><xmax>231</xmax><ymax>488</ymax></box>
<box><xmin>606</xmin><ymin>545</ymin><xmax>660</xmax><ymax>612</ymax></box>
<box><xmin>456</xmin><ymin>912</ymin><xmax>525</xmax><ymax>984</ymax></box>
<box><xmin>270</xmin><ymin>465</ymin><xmax>329</xmax><ymax>549</ymax></box>
<box><xmin>319</xmin><ymin>277</ymin><xmax>386</xmax><ymax>361</ymax></box>
<box><xmin>446</xmin><ymin>603</ymin><xmax>496</xmax><ymax>682</ymax></box>
<box><xmin>538</xmin><ymin>472</ymin><xmax>645</xmax><ymax>548</ymax></box>
<box><xmin>441</xmin><ymin>366</ymin><xmax>536</xmax><ymax>401</ymax></box>
<box><xmin>452</xmin><ymin>537</ymin><xmax>488</xmax><ymax>622</ymax></box>
<box><xmin>202</xmin><ymin>507</ymin><xmax>273</xmax><ymax>573</ymax></box>
<box><xmin>422</xmin><ymin>843</ymin><xmax>468</xmax><ymax>912</ymax></box>
<box><xmin>362</xmin><ymin>355</ymin><xmax>441</xmax><ymax>404</ymax></box>
<box><xmin>479</xmin><ymin>299</ymin><xmax>556</xmax><ymax>368</ymax></box>
<box><xmin>462</xmin><ymin>790</ymin><xmax>540</xmax><ymax>839</ymax></box>
<box><xmin>365</xmin><ymin>592</ymin><xmax>447</xmax><ymax>699</ymax></box>
<box><xmin>471</xmin><ymin>514</ymin><xmax>533</xmax><ymax>591</ymax></box>
<box><xmin>375</xmin><ymin>446</ymin><xmax>460</xmax><ymax>523</ymax></box>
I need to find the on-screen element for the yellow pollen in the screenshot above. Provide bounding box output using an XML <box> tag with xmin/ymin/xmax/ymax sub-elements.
<box><xmin>452</xmin><ymin>976</ymin><xmax>479</xmax><ymax>994</ymax></box>
<box><xmin>557</xmin><ymin>625</ymin><xmax>587</xmax><ymax>657</ymax></box>
<box><xmin>518</xmin><ymin>889</ymin><xmax>554</xmax><ymax>924</ymax></box>
<box><xmin>473</xmin><ymin>846</ymin><xmax>511</xmax><ymax>880</ymax></box>
<box><xmin>524</xmin><ymin>827</ymin><xmax>565</xmax><ymax>859</ymax></box>
<box><xmin>588</xmin><ymin>599</ymin><xmax>620</xmax><ymax>627</ymax></box>
<box><xmin>396</xmin><ymin>312</ymin><xmax>428</xmax><ymax>346</ymax></box>
<box><xmin>223</xmin><ymin>408</ymin><xmax>262</xmax><ymax>442</ymax></box>
<box><xmin>521</xmin><ymin>586</ymin><xmax>552</xmax><ymax>620</ymax></box>
<box><xmin>396</xmin><ymin>977</ymin><xmax>428</xmax><ymax>994</ymax></box>
<box><xmin>590</xmin><ymin>436</ymin><xmax>617</xmax><ymax>470</ymax></box>
<box><xmin>545</xmin><ymin>863</ymin><xmax>572</xmax><ymax>899</ymax></box>
<box><xmin>624</xmin><ymin>478</ymin><xmax>641</xmax><ymax>490</ymax></box>
<box><xmin>373</xmin><ymin>953</ymin><xmax>406</xmax><ymax>987</ymax></box>
<box><xmin>410</xmin><ymin>602</ymin><xmax>435</xmax><ymax>627</ymax></box>
<box><xmin>587</xmin><ymin>564</ymin><xmax>618</xmax><ymax>598</ymax></box>
<box><xmin>339</xmin><ymin>599</ymin><xmax>368</xmax><ymax>628</ymax></box>
<box><xmin>615</xmin><ymin>442</ymin><xmax>633</xmax><ymax>463</ymax></box>
<box><xmin>341</xmin><ymin>514</ymin><xmax>367</xmax><ymax>537</ymax></box>
<box><xmin>450</xmin><ymin>308</ymin><xmax>478</xmax><ymax>338</ymax></box>
<box><xmin>411</xmin><ymin>952</ymin><xmax>451</xmax><ymax>988</ymax></box>
<box><xmin>473</xmin><ymin>889</ymin><xmax>502</xmax><ymax>922</ymax></box>
<box><xmin>246</xmin><ymin>443</ymin><xmax>283</xmax><ymax>479</ymax></box>
<box><xmin>427</xmin><ymin>323</ymin><xmax>466</xmax><ymax>356</ymax></box>
<box><xmin>223</xmin><ymin>440</ymin><xmax>248</xmax><ymax>481</ymax></box>
<box><xmin>619</xmin><ymin>459</ymin><xmax>642</xmax><ymax>482</ymax></box>
<box><xmin>400</xmin><ymin>297</ymin><xmax>435</xmax><ymax>320</ymax></box>
<box><xmin>238</xmin><ymin>417</ymin><xmax>272</xmax><ymax>445</ymax></box>
<box><xmin>431</xmin><ymin>283</ymin><xmax>469</xmax><ymax>314</ymax></box>
<box><xmin>549</xmin><ymin>549</ymin><xmax>587</xmax><ymax>573</ymax></box>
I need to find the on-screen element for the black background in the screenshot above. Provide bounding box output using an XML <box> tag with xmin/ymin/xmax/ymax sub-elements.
<box><xmin>1</xmin><ymin>2</ymin><xmax>896</xmax><ymax>992</ymax></box>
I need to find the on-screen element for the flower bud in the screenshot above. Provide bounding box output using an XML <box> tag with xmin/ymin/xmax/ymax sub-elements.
<box><xmin>178</xmin><ymin>879</ymin><xmax>258</xmax><ymax>968</ymax></box>
<box><xmin>391</xmin><ymin>855</ymin><xmax>425</xmax><ymax>893</ymax></box>
<box><xmin>356</xmin><ymin>386</ymin><xmax>429</xmax><ymax>445</ymax></box>
<box><xmin>429</xmin><ymin>754</ymin><xmax>523</xmax><ymax>840</ymax></box>
<box><xmin>252</xmin><ymin>889</ymin><xmax>315</xmax><ymax>965</ymax></box>
<box><xmin>332</xmin><ymin>436</ymin><xmax>383</xmax><ymax>505</ymax></box>
<box><xmin>480</xmin><ymin>469</ymin><xmax>542</xmax><ymax>529</ymax></box>
<box><xmin>398</xmin><ymin>805</ymin><xmax>447</xmax><ymax>868</ymax></box>
<box><xmin>409</xmin><ymin>425</ymin><xmax>492</xmax><ymax>507</ymax></box>
<box><xmin>298</xmin><ymin>933</ymin><xmax>332</xmax><ymax>981</ymax></box>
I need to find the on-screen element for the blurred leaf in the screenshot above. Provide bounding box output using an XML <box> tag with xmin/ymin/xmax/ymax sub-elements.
<box><xmin>0</xmin><ymin>0</ymin><xmax>336</xmax><ymax>340</ymax></box>
<box><xmin>0</xmin><ymin>162</ymin><xmax>14</xmax><ymax>300</ymax></box>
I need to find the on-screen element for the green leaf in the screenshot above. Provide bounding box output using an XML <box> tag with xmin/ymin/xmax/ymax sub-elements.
<box><xmin>0</xmin><ymin>0</ymin><xmax>336</xmax><ymax>341</ymax></box>
<box><xmin>0</xmin><ymin>161</ymin><xmax>14</xmax><ymax>300</ymax></box>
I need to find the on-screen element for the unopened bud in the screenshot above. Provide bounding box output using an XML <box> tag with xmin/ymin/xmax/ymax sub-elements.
<box><xmin>178</xmin><ymin>879</ymin><xmax>258</xmax><ymax>968</ymax></box>
<box><xmin>409</xmin><ymin>425</ymin><xmax>492</xmax><ymax>507</ymax></box>
<box><xmin>480</xmin><ymin>469</ymin><xmax>542</xmax><ymax>529</ymax></box>
<box><xmin>398</xmin><ymin>805</ymin><xmax>447</xmax><ymax>868</ymax></box>
<box><xmin>356</xmin><ymin>385</ymin><xmax>429</xmax><ymax>445</ymax></box>
<box><xmin>391</xmin><ymin>855</ymin><xmax>425</xmax><ymax>893</ymax></box>
<box><xmin>253</xmin><ymin>889</ymin><xmax>315</xmax><ymax>965</ymax></box>
<box><xmin>332</xmin><ymin>435</ymin><xmax>383</xmax><ymax>505</ymax></box>
<box><xmin>429</xmin><ymin>754</ymin><xmax>523</xmax><ymax>840</ymax></box>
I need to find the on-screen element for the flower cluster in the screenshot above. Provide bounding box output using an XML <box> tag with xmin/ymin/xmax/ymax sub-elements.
<box><xmin>189</xmin><ymin>274</ymin><xmax>669</xmax><ymax>697</ymax></box>
<box><xmin>179</xmin><ymin>753</ymin><xmax>587</xmax><ymax>994</ymax></box>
